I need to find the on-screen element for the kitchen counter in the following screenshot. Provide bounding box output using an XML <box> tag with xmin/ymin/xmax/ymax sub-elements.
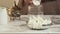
<box><xmin>0</xmin><ymin>15</ymin><xmax>60</xmax><ymax>33</ymax></box>
<box><xmin>0</xmin><ymin>24</ymin><xmax>60</xmax><ymax>33</ymax></box>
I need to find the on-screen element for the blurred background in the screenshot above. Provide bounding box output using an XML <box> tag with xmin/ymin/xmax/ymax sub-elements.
<box><xmin>0</xmin><ymin>0</ymin><xmax>60</xmax><ymax>15</ymax></box>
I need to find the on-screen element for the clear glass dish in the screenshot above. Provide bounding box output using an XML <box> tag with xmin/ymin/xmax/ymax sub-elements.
<box><xmin>27</xmin><ymin>15</ymin><xmax>53</xmax><ymax>30</ymax></box>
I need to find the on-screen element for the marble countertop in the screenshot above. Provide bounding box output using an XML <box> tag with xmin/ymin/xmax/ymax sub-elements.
<box><xmin>0</xmin><ymin>15</ymin><xmax>60</xmax><ymax>33</ymax></box>
<box><xmin>0</xmin><ymin>24</ymin><xmax>60</xmax><ymax>33</ymax></box>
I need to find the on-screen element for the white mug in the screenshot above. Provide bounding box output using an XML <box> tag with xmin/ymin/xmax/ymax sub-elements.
<box><xmin>0</xmin><ymin>7</ymin><xmax>8</xmax><ymax>25</ymax></box>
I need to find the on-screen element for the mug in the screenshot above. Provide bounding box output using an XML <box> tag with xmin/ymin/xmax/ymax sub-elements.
<box><xmin>0</xmin><ymin>7</ymin><xmax>8</xmax><ymax>25</ymax></box>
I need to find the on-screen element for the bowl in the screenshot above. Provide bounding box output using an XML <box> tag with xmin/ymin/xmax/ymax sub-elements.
<box><xmin>27</xmin><ymin>15</ymin><xmax>53</xmax><ymax>30</ymax></box>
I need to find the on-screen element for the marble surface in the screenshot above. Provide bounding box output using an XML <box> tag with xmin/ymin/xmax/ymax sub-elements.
<box><xmin>0</xmin><ymin>15</ymin><xmax>60</xmax><ymax>33</ymax></box>
<box><xmin>0</xmin><ymin>23</ymin><xmax>60</xmax><ymax>33</ymax></box>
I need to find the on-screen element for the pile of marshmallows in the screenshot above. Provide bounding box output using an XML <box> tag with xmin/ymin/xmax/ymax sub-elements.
<box><xmin>28</xmin><ymin>15</ymin><xmax>52</xmax><ymax>29</ymax></box>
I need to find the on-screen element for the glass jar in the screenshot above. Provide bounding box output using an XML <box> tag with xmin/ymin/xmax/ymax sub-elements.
<box><xmin>28</xmin><ymin>0</ymin><xmax>43</xmax><ymax>15</ymax></box>
<box><xmin>28</xmin><ymin>5</ymin><xmax>44</xmax><ymax>15</ymax></box>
